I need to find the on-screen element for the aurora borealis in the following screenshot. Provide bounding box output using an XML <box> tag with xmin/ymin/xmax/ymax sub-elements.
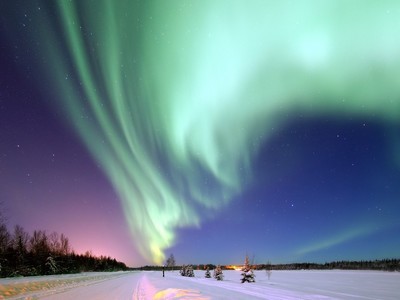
<box><xmin>1</xmin><ymin>1</ymin><xmax>400</xmax><ymax>266</ymax></box>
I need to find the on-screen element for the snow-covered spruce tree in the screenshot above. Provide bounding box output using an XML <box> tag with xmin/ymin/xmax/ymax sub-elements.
<box><xmin>46</xmin><ymin>255</ymin><xmax>57</xmax><ymax>274</ymax></box>
<box><xmin>213</xmin><ymin>265</ymin><xmax>224</xmax><ymax>281</ymax></box>
<box><xmin>185</xmin><ymin>265</ymin><xmax>194</xmax><ymax>277</ymax></box>
<box><xmin>241</xmin><ymin>255</ymin><xmax>255</xmax><ymax>283</ymax></box>
<box><xmin>180</xmin><ymin>265</ymin><xmax>186</xmax><ymax>276</ymax></box>
<box><xmin>205</xmin><ymin>267</ymin><xmax>211</xmax><ymax>278</ymax></box>
<box><xmin>179</xmin><ymin>264</ymin><xmax>194</xmax><ymax>277</ymax></box>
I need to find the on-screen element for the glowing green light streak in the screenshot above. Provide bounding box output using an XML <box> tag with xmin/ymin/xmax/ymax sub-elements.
<box><xmin>42</xmin><ymin>2</ymin><xmax>190</xmax><ymax>263</ymax></box>
<box><xmin>296</xmin><ymin>225</ymin><xmax>380</xmax><ymax>256</ymax></box>
<box><xmin>37</xmin><ymin>0</ymin><xmax>400</xmax><ymax>263</ymax></box>
<box><xmin>295</xmin><ymin>217</ymin><xmax>398</xmax><ymax>257</ymax></box>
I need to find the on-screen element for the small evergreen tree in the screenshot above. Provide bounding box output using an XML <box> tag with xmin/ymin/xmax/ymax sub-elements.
<box><xmin>205</xmin><ymin>267</ymin><xmax>211</xmax><ymax>278</ymax></box>
<box><xmin>213</xmin><ymin>265</ymin><xmax>224</xmax><ymax>280</ymax></box>
<box><xmin>241</xmin><ymin>255</ymin><xmax>255</xmax><ymax>283</ymax></box>
<box><xmin>185</xmin><ymin>265</ymin><xmax>194</xmax><ymax>277</ymax></box>
<box><xmin>180</xmin><ymin>264</ymin><xmax>186</xmax><ymax>276</ymax></box>
<box><xmin>179</xmin><ymin>264</ymin><xmax>194</xmax><ymax>277</ymax></box>
<box><xmin>46</xmin><ymin>255</ymin><xmax>58</xmax><ymax>274</ymax></box>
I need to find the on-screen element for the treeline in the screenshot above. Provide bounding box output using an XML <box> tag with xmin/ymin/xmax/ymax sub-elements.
<box><xmin>0</xmin><ymin>223</ymin><xmax>127</xmax><ymax>278</ymax></box>
<box><xmin>258</xmin><ymin>259</ymin><xmax>400</xmax><ymax>271</ymax></box>
<box><xmin>135</xmin><ymin>259</ymin><xmax>400</xmax><ymax>272</ymax></box>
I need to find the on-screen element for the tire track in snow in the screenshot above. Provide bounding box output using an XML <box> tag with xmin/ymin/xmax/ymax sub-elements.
<box><xmin>132</xmin><ymin>274</ymin><xmax>158</xmax><ymax>300</ymax></box>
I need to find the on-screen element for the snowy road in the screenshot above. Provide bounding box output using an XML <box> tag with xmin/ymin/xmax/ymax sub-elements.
<box><xmin>41</xmin><ymin>271</ymin><xmax>140</xmax><ymax>299</ymax></box>
<box><xmin>1</xmin><ymin>270</ymin><xmax>399</xmax><ymax>299</ymax></box>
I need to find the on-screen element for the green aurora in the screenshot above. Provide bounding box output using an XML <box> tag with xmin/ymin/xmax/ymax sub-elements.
<box><xmin>32</xmin><ymin>0</ymin><xmax>400</xmax><ymax>263</ymax></box>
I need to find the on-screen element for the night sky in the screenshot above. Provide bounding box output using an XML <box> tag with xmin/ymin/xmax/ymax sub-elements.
<box><xmin>1</xmin><ymin>1</ymin><xmax>400</xmax><ymax>267</ymax></box>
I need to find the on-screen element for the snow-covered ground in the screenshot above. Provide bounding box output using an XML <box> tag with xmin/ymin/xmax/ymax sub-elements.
<box><xmin>0</xmin><ymin>269</ymin><xmax>399</xmax><ymax>299</ymax></box>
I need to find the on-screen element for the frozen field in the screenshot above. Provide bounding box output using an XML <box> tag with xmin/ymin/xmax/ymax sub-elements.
<box><xmin>0</xmin><ymin>269</ymin><xmax>399</xmax><ymax>299</ymax></box>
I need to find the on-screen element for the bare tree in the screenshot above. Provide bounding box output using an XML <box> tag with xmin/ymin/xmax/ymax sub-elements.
<box><xmin>49</xmin><ymin>232</ymin><xmax>61</xmax><ymax>254</ymax></box>
<box><xmin>12</xmin><ymin>225</ymin><xmax>30</xmax><ymax>255</ymax></box>
<box><xmin>0</xmin><ymin>202</ymin><xmax>10</xmax><ymax>255</ymax></box>
<box><xmin>0</xmin><ymin>202</ymin><xmax>6</xmax><ymax>225</ymax></box>
<box><xmin>0</xmin><ymin>224</ymin><xmax>10</xmax><ymax>256</ymax></box>
<box><xmin>0</xmin><ymin>205</ymin><xmax>9</xmax><ymax>274</ymax></box>
<box><xmin>60</xmin><ymin>233</ymin><xmax>70</xmax><ymax>255</ymax></box>
<box><xmin>30</xmin><ymin>230</ymin><xmax>49</xmax><ymax>255</ymax></box>
<box><xmin>265</xmin><ymin>260</ymin><xmax>272</xmax><ymax>280</ymax></box>
<box><xmin>166</xmin><ymin>253</ymin><xmax>176</xmax><ymax>271</ymax></box>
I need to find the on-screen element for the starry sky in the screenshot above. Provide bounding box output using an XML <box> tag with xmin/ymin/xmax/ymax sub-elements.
<box><xmin>1</xmin><ymin>0</ymin><xmax>400</xmax><ymax>267</ymax></box>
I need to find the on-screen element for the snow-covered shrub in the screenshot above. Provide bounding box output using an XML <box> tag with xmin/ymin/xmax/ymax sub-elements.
<box><xmin>241</xmin><ymin>255</ymin><xmax>255</xmax><ymax>283</ymax></box>
<box><xmin>205</xmin><ymin>267</ymin><xmax>211</xmax><ymax>278</ymax></box>
<box><xmin>213</xmin><ymin>265</ymin><xmax>224</xmax><ymax>281</ymax></box>
<box><xmin>180</xmin><ymin>265</ymin><xmax>186</xmax><ymax>276</ymax></box>
<box><xmin>46</xmin><ymin>256</ymin><xmax>58</xmax><ymax>274</ymax></box>
<box><xmin>185</xmin><ymin>265</ymin><xmax>195</xmax><ymax>277</ymax></box>
<box><xmin>180</xmin><ymin>265</ymin><xmax>194</xmax><ymax>277</ymax></box>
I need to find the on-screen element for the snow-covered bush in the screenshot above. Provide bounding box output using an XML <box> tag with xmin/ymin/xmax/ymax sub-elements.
<box><xmin>186</xmin><ymin>265</ymin><xmax>194</xmax><ymax>277</ymax></box>
<box><xmin>180</xmin><ymin>265</ymin><xmax>186</xmax><ymax>276</ymax></box>
<box><xmin>46</xmin><ymin>256</ymin><xmax>58</xmax><ymax>274</ymax></box>
<box><xmin>205</xmin><ymin>267</ymin><xmax>211</xmax><ymax>278</ymax></box>
<box><xmin>180</xmin><ymin>265</ymin><xmax>194</xmax><ymax>277</ymax></box>
<box><xmin>241</xmin><ymin>255</ymin><xmax>255</xmax><ymax>283</ymax></box>
<box><xmin>213</xmin><ymin>265</ymin><xmax>224</xmax><ymax>281</ymax></box>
